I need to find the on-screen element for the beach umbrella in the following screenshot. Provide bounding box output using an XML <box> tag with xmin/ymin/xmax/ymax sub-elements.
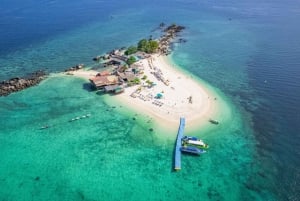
<box><xmin>156</xmin><ymin>93</ymin><xmax>163</xmax><ymax>99</ymax></box>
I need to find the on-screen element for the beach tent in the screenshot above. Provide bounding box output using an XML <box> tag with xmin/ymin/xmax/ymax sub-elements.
<box><xmin>156</xmin><ymin>93</ymin><xmax>163</xmax><ymax>99</ymax></box>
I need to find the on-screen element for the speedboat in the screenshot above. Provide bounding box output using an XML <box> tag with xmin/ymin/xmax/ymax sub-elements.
<box><xmin>40</xmin><ymin>125</ymin><xmax>49</xmax><ymax>130</ymax></box>
<box><xmin>209</xmin><ymin>119</ymin><xmax>219</xmax><ymax>125</ymax></box>
<box><xmin>181</xmin><ymin>136</ymin><xmax>209</xmax><ymax>149</ymax></box>
<box><xmin>180</xmin><ymin>146</ymin><xmax>206</xmax><ymax>155</ymax></box>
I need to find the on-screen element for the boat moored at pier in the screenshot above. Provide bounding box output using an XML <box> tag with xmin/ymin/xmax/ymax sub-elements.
<box><xmin>180</xmin><ymin>146</ymin><xmax>206</xmax><ymax>155</ymax></box>
<box><xmin>181</xmin><ymin>136</ymin><xmax>209</xmax><ymax>149</ymax></box>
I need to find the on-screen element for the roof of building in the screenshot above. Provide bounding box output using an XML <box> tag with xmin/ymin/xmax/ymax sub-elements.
<box><xmin>111</xmin><ymin>55</ymin><xmax>128</xmax><ymax>62</ymax></box>
<box><xmin>97</xmin><ymin>71</ymin><xmax>110</xmax><ymax>76</ymax></box>
<box><xmin>90</xmin><ymin>75</ymin><xmax>119</xmax><ymax>87</ymax></box>
<box><xmin>118</xmin><ymin>71</ymin><xmax>135</xmax><ymax>81</ymax></box>
<box><xmin>103</xmin><ymin>59</ymin><xmax>122</xmax><ymax>66</ymax></box>
<box><xmin>104</xmin><ymin>84</ymin><xmax>120</xmax><ymax>92</ymax></box>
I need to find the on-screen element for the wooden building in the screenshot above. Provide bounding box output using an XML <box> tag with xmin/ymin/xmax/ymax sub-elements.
<box><xmin>89</xmin><ymin>75</ymin><xmax>120</xmax><ymax>89</ymax></box>
<box><xmin>117</xmin><ymin>71</ymin><xmax>135</xmax><ymax>82</ymax></box>
<box><xmin>104</xmin><ymin>85</ymin><xmax>124</xmax><ymax>94</ymax></box>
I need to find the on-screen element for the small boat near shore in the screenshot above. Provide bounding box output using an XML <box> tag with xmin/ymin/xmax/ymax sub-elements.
<box><xmin>180</xmin><ymin>146</ymin><xmax>206</xmax><ymax>155</ymax></box>
<box><xmin>39</xmin><ymin>125</ymin><xmax>49</xmax><ymax>130</ymax></box>
<box><xmin>181</xmin><ymin>136</ymin><xmax>209</xmax><ymax>149</ymax></box>
<box><xmin>69</xmin><ymin>114</ymin><xmax>91</xmax><ymax>122</ymax></box>
<box><xmin>209</xmin><ymin>119</ymin><xmax>219</xmax><ymax>125</ymax></box>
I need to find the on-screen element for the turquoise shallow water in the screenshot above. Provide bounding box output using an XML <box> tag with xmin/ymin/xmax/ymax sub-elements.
<box><xmin>0</xmin><ymin>76</ymin><xmax>256</xmax><ymax>201</ymax></box>
<box><xmin>1</xmin><ymin>0</ymin><xmax>300</xmax><ymax>200</ymax></box>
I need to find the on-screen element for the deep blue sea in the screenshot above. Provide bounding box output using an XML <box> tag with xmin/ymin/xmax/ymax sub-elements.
<box><xmin>0</xmin><ymin>0</ymin><xmax>299</xmax><ymax>200</ymax></box>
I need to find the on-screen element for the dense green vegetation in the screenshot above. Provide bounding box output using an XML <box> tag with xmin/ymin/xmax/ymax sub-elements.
<box><xmin>137</xmin><ymin>39</ymin><xmax>159</xmax><ymax>53</ymax></box>
<box><xmin>126</xmin><ymin>56</ymin><xmax>137</xmax><ymax>65</ymax></box>
<box><xmin>124</xmin><ymin>39</ymin><xmax>159</xmax><ymax>57</ymax></box>
<box><xmin>128</xmin><ymin>77</ymin><xmax>141</xmax><ymax>86</ymax></box>
<box><xmin>125</xmin><ymin>46</ymin><xmax>138</xmax><ymax>55</ymax></box>
<box><xmin>133</xmin><ymin>77</ymin><xmax>141</xmax><ymax>84</ymax></box>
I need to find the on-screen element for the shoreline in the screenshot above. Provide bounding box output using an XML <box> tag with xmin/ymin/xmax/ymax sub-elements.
<box><xmin>70</xmin><ymin>53</ymin><xmax>229</xmax><ymax>135</ymax></box>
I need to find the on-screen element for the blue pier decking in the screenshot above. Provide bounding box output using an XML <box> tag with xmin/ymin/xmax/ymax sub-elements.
<box><xmin>174</xmin><ymin>117</ymin><xmax>185</xmax><ymax>171</ymax></box>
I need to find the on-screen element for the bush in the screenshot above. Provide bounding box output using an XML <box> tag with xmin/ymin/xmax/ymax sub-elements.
<box><xmin>146</xmin><ymin>80</ymin><xmax>153</xmax><ymax>85</ymax></box>
<box><xmin>125</xmin><ymin>46</ymin><xmax>137</xmax><ymax>55</ymax></box>
<box><xmin>128</xmin><ymin>77</ymin><xmax>140</xmax><ymax>85</ymax></box>
<box><xmin>138</xmin><ymin>39</ymin><xmax>148</xmax><ymax>51</ymax></box>
<box><xmin>126</xmin><ymin>56</ymin><xmax>137</xmax><ymax>65</ymax></box>
<box><xmin>148</xmin><ymin>41</ymin><xmax>159</xmax><ymax>53</ymax></box>
<box><xmin>133</xmin><ymin>77</ymin><xmax>140</xmax><ymax>84</ymax></box>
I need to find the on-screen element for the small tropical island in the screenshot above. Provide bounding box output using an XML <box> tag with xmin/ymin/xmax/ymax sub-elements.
<box><xmin>68</xmin><ymin>23</ymin><xmax>223</xmax><ymax>130</ymax></box>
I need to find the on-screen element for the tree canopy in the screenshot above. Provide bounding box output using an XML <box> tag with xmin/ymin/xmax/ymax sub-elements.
<box><xmin>137</xmin><ymin>39</ymin><xmax>159</xmax><ymax>53</ymax></box>
<box><xmin>125</xmin><ymin>46</ymin><xmax>138</xmax><ymax>55</ymax></box>
<box><xmin>126</xmin><ymin>56</ymin><xmax>137</xmax><ymax>65</ymax></box>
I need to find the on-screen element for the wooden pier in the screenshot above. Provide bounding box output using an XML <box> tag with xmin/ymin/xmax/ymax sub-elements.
<box><xmin>174</xmin><ymin>117</ymin><xmax>185</xmax><ymax>171</ymax></box>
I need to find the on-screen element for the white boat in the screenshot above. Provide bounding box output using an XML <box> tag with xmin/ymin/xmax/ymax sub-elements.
<box><xmin>181</xmin><ymin>136</ymin><xmax>209</xmax><ymax>149</ymax></box>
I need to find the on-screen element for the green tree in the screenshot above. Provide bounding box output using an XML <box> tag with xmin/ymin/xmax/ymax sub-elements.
<box><xmin>126</xmin><ymin>56</ymin><xmax>137</xmax><ymax>65</ymax></box>
<box><xmin>146</xmin><ymin>80</ymin><xmax>153</xmax><ymax>85</ymax></box>
<box><xmin>137</xmin><ymin>39</ymin><xmax>159</xmax><ymax>53</ymax></box>
<box><xmin>129</xmin><ymin>77</ymin><xmax>140</xmax><ymax>85</ymax></box>
<box><xmin>125</xmin><ymin>46</ymin><xmax>137</xmax><ymax>55</ymax></box>
<box><xmin>133</xmin><ymin>77</ymin><xmax>140</xmax><ymax>84</ymax></box>
<box><xmin>138</xmin><ymin>39</ymin><xmax>148</xmax><ymax>52</ymax></box>
<box><xmin>147</xmin><ymin>40</ymin><xmax>159</xmax><ymax>53</ymax></box>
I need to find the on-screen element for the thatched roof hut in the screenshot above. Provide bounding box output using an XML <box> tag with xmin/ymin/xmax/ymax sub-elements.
<box><xmin>89</xmin><ymin>75</ymin><xmax>120</xmax><ymax>89</ymax></box>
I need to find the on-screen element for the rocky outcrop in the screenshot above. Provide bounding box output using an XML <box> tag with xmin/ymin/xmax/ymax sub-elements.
<box><xmin>158</xmin><ymin>23</ymin><xmax>186</xmax><ymax>55</ymax></box>
<box><xmin>0</xmin><ymin>70</ymin><xmax>47</xmax><ymax>96</ymax></box>
<box><xmin>64</xmin><ymin>64</ymin><xmax>84</xmax><ymax>72</ymax></box>
<box><xmin>159</xmin><ymin>22</ymin><xmax>165</xmax><ymax>28</ymax></box>
<box><xmin>164</xmin><ymin>24</ymin><xmax>185</xmax><ymax>33</ymax></box>
<box><xmin>178</xmin><ymin>38</ymin><xmax>187</xmax><ymax>43</ymax></box>
<box><xmin>93</xmin><ymin>56</ymin><xmax>102</xmax><ymax>61</ymax></box>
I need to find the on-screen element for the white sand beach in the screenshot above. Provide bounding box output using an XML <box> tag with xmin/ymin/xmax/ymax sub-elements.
<box><xmin>71</xmin><ymin>54</ymin><xmax>222</xmax><ymax>131</ymax></box>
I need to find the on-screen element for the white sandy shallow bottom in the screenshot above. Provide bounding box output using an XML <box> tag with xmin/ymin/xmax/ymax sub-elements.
<box><xmin>71</xmin><ymin>54</ymin><xmax>228</xmax><ymax>133</ymax></box>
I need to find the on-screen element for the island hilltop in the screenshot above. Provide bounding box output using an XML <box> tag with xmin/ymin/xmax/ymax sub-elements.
<box><xmin>69</xmin><ymin>23</ymin><xmax>222</xmax><ymax>130</ymax></box>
